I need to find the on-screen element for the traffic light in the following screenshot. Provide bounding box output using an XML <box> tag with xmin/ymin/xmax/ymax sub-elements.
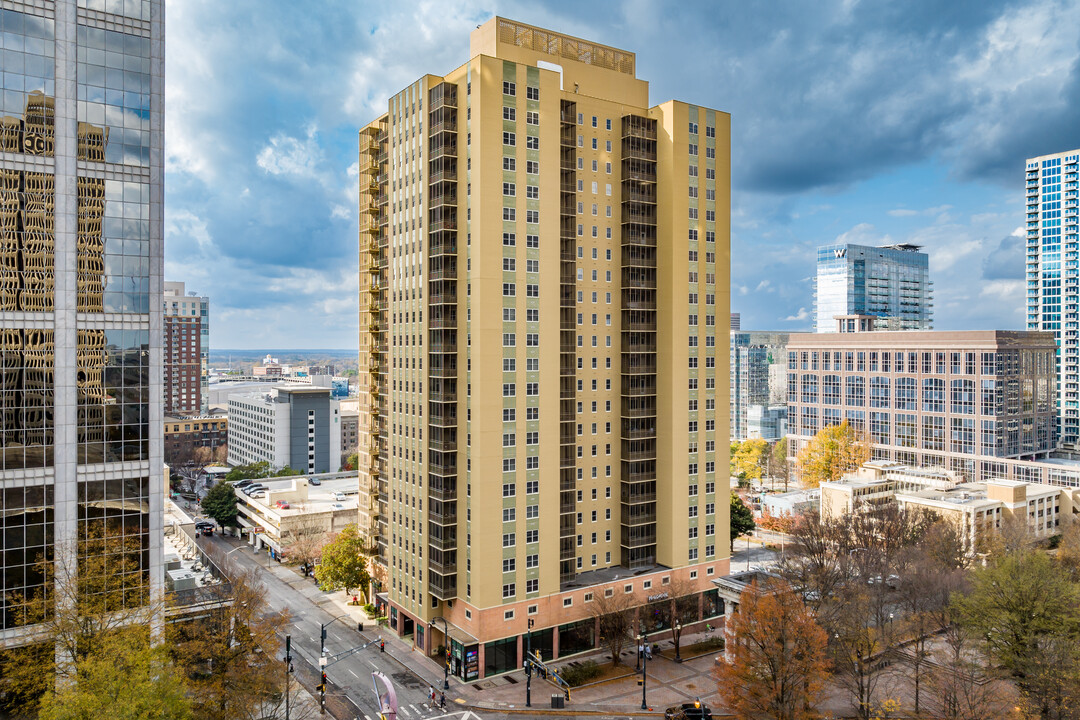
<box><xmin>321</xmin><ymin>672</ymin><xmax>327</xmax><ymax>691</ymax></box>
<box><xmin>321</xmin><ymin>627</ymin><xmax>327</xmax><ymax>642</ymax></box>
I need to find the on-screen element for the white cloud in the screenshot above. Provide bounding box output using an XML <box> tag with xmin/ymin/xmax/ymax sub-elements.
<box><xmin>887</xmin><ymin>208</ymin><xmax>918</xmax><ymax>217</ymax></box>
<box><xmin>256</xmin><ymin>124</ymin><xmax>324</xmax><ymax>178</ymax></box>
<box><xmin>784</xmin><ymin>307</ymin><xmax>810</xmax><ymax>322</ymax></box>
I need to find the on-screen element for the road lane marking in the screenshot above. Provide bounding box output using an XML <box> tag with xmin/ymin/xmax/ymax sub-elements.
<box><xmin>349</xmin><ymin>668</ymin><xmax>359</xmax><ymax>679</ymax></box>
<box><xmin>399</xmin><ymin>706</ymin><xmax>410</xmax><ymax>717</ymax></box>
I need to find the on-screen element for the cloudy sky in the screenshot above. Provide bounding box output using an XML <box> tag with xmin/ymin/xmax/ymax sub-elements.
<box><xmin>164</xmin><ymin>0</ymin><xmax>1080</xmax><ymax>349</ymax></box>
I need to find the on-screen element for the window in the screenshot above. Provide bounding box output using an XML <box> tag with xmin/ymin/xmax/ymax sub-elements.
<box><xmin>502</xmin><ymin>583</ymin><xmax>516</xmax><ymax>598</ymax></box>
<box><xmin>503</xmin><ymin>81</ymin><xmax>516</xmax><ymax>96</ymax></box>
<box><xmin>526</xmin><ymin>210</ymin><xmax>539</xmax><ymax>223</ymax></box>
<box><xmin>526</xmin><ymin>86</ymin><xmax>539</xmax><ymax>100</ymax></box>
<box><xmin>503</xmin><ymin>207</ymin><xmax>516</xmax><ymax>221</ymax></box>
<box><xmin>502</xmin><ymin>383</ymin><xmax>516</xmax><ymax>397</ymax></box>
<box><xmin>503</xmin><ymin>131</ymin><xmax>516</xmax><ymax>146</ymax></box>
<box><xmin>503</xmin><ymin>232</ymin><xmax>516</xmax><ymax>246</ymax></box>
<box><xmin>502</xmin><ymin>558</ymin><xmax>516</xmax><ymax>572</ymax></box>
<box><xmin>526</xmin><ymin>579</ymin><xmax>538</xmax><ymax>593</ymax></box>
<box><xmin>503</xmin><ymin>106</ymin><xmax>516</xmax><ymax>121</ymax></box>
<box><xmin>502</xmin><ymin>283</ymin><xmax>515</xmax><ymax>296</ymax></box>
<box><xmin>526</xmin><ymin>554</ymin><xmax>539</xmax><ymax>568</ymax></box>
<box><xmin>526</xmin><ymin>185</ymin><xmax>539</xmax><ymax>199</ymax></box>
<box><xmin>526</xmin><ymin>110</ymin><xmax>539</xmax><ymax>124</ymax></box>
<box><xmin>502</xmin><ymin>533</ymin><xmax>516</xmax><ymax>547</ymax></box>
<box><xmin>526</xmin><ymin>529</ymin><xmax>539</xmax><ymax>543</ymax></box>
<box><xmin>503</xmin><ymin>182</ymin><xmax>516</xmax><ymax>196</ymax></box>
<box><xmin>526</xmin><ymin>234</ymin><xmax>539</xmax><ymax>248</ymax></box>
<box><xmin>526</xmin><ymin>136</ymin><xmax>539</xmax><ymax>150</ymax></box>
<box><xmin>526</xmin><ymin>160</ymin><xmax>539</xmax><ymax>174</ymax></box>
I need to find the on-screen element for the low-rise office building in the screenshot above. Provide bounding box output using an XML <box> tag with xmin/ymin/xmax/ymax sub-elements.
<box><xmin>164</xmin><ymin>414</ymin><xmax>228</xmax><ymax>465</ymax></box>
<box><xmin>821</xmin><ymin>461</ymin><xmax>1077</xmax><ymax>548</ymax></box>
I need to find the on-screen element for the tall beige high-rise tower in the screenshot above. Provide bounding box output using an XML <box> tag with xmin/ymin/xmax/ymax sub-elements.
<box><xmin>358</xmin><ymin>18</ymin><xmax>730</xmax><ymax>679</ymax></box>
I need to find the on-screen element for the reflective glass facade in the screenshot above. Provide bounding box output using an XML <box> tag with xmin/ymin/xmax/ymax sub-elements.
<box><xmin>814</xmin><ymin>243</ymin><xmax>932</xmax><ymax>333</ymax></box>
<box><xmin>0</xmin><ymin>0</ymin><xmax>162</xmax><ymax>633</ymax></box>
<box><xmin>1025</xmin><ymin>150</ymin><xmax>1080</xmax><ymax>444</ymax></box>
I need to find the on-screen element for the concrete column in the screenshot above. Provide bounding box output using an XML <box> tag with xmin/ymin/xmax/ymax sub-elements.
<box><xmin>552</xmin><ymin>625</ymin><xmax>560</xmax><ymax>659</ymax></box>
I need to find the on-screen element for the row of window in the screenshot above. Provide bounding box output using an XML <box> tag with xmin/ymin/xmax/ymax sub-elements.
<box><xmin>789</xmin><ymin>350</ymin><xmax>1052</xmax><ymax>376</ymax></box>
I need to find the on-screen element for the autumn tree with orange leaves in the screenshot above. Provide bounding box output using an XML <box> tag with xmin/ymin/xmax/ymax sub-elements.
<box><xmin>796</xmin><ymin>421</ymin><xmax>871</xmax><ymax>488</ymax></box>
<box><xmin>716</xmin><ymin>578</ymin><xmax>830</xmax><ymax>720</ymax></box>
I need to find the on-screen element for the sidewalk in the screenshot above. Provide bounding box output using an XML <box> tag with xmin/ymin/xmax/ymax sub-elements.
<box><xmin>304</xmin><ymin>574</ymin><xmax>724</xmax><ymax>716</ymax></box>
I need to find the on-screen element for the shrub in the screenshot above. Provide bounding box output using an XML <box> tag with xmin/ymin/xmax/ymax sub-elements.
<box><xmin>560</xmin><ymin>660</ymin><xmax>603</xmax><ymax>687</ymax></box>
<box><xmin>363</xmin><ymin>603</ymin><xmax>377</xmax><ymax>615</ymax></box>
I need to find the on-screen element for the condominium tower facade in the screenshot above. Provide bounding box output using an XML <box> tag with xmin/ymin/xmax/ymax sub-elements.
<box><xmin>815</xmin><ymin>243</ymin><xmax>932</xmax><ymax>332</ymax></box>
<box><xmin>358</xmin><ymin>18</ymin><xmax>730</xmax><ymax>678</ymax></box>
<box><xmin>1026</xmin><ymin>150</ymin><xmax>1080</xmax><ymax>444</ymax></box>
<box><xmin>0</xmin><ymin>0</ymin><xmax>164</xmax><ymax>644</ymax></box>
<box><xmin>163</xmin><ymin>280</ymin><xmax>208</xmax><ymax>415</ymax></box>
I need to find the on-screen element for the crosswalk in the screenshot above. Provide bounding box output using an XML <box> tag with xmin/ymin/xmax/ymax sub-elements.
<box><xmin>361</xmin><ymin>710</ymin><xmax>482</xmax><ymax>720</ymax></box>
<box><xmin>360</xmin><ymin>709</ymin><xmax>482</xmax><ymax>720</ymax></box>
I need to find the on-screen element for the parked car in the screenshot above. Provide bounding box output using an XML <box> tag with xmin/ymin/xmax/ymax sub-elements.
<box><xmin>243</xmin><ymin>484</ymin><xmax>267</xmax><ymax>495</ymax></box>
<box><xmin>275</xmin><ymin>500</ymin><xmax>290</xmax><ymax>509</ymax></box>
<box><xmin>332</xmin><ymin>491</ymin><xmax>348</xmax><ymax>501</ymax></box>
<box><xmin>309</xmin><ymin>477</ymin><xmax>321</xmax><ymax>486</ymax></box>
<box><xmin>234</xmin><ymin>479</ymin><xmax>254</xmax><ymax>489</ymax></box>
<box><xmin>665</xmin><ymin>702</ymin><xmax>712</xmax><ymax>720</ymax></box>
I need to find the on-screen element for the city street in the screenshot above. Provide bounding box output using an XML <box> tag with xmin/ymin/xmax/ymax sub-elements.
<box><xmin>197</xmin><ymin>533</ymin><xmax>661</xmax><ymax>720</ymax></box>
<box><xmin>198</xmin><ymin>533</ymin><xmax>444</xmax><ymax>719</ymax></box>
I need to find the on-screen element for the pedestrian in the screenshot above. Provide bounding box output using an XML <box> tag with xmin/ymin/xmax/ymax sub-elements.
<box><xmin>439</xmin><ymin>692</ymin><xmax>446</xmax><ymax>708</ymax></box>
<box><xmin>428</xmin><ymin>686</ymin><xmax>436</xmax><ymax>707</ymax></box>
<box><xmin>380</xmin><ymin>639</ymin><xmax>385</xmax><ymax>653</ymax></box>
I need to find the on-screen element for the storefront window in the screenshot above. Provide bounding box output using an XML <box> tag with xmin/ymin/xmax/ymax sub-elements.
<box><xmin>484</xmin><ymin>636</ymin><xmax>518</xmax><ymax>677</ymax></box>
<box><xmin>557</xmin><ymin>620</ymin><xmax>595</xmax><ymax>657</ymax></box>
<box><xmin>703</xmin><ymin>589</ymin><xmax>724</xmax><ymax>618</ymax></box>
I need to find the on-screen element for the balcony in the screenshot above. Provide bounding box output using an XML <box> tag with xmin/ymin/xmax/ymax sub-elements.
<box><xmin>428</xmin><ymin>573</ymin><xmax>457</xmax><ymax>600</ymax></box>
<box><xmin>429</xmin><ymin>477</ymin><xmax>457</xmax><ymax>502</ymax></box>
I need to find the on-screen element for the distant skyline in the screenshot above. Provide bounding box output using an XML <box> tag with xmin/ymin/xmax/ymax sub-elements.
<box><xmin>164</xmin><ymin>0</ymin><xmax>1080</xmax><ymax>348</ymax></box>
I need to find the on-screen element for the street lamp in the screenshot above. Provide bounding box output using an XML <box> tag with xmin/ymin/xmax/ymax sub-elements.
<box><xmin>525</xmin><ymin>618</ymin><xmax>534</xmax><ymax>708</ymax></box>
<box><xmin>674</xmin><ymin>622</ymin><xmax>682</xmax><ymax>662</ymax></box>
<box><xmin>637</xmin><ymin>629</ymin><xmax>648</xmax><ymax>710</ymax></box>
<box><xmin>431</xmin><ymin>617</ymin><xmax>451</xmax><ymax>690</ymax></box>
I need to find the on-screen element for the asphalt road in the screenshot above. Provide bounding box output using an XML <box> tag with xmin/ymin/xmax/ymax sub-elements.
<box><xmin>197</xmin><ymin>533</ymin><xmax>448</xmax><ymax>720</ymax></box>
<box><xmin>196</xmin><ymin>533</ymin><xmax>665</xmax><ymax>720</ymax></box>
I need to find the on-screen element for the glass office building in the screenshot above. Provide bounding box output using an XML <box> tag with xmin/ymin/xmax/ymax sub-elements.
<box><xmin>814</xmin><ymin>243</ymin><xmax>932</xmax><ymax>333</ymax></box>
<box><xmin>1026</xmin><ymin>150</ymin><xmax>1080</xmax><ymax>444</ymax></box>
<box><xmin>0</xmin><ymin>0</ymin><xmax>163</xmax><ymax>636</ymax></box>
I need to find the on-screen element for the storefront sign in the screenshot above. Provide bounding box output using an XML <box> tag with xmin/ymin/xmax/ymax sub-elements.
<box><xmin>464</xmin><ymin>647</ymin><xmax>479</xmax><ymax>681</ymax></box>
<box><xmin>647</xmin><ymin>592</ymin><xmax>669</xmax><ymax>602</ymax></box>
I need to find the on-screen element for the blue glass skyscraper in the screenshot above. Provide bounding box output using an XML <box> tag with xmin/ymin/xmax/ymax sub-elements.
<box><xmin>1027</xmin><ymin>150</ymin><xmax>1080</xmax><ymax>444</ymax></box>
<box><xmin>814</xmin><ymin>243</ymin><xmax>932</xmax><ymax>333</ymax></box>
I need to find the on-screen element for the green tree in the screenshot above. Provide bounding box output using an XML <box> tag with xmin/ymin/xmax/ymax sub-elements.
<box><xmin>730</xmin><ymin>492</ymin><xmax>756</xmax><ymax>550</ymax></box>
<box><xmin>224</xmin><ymin>460</ymin><xmax>271</xmax><ymax>483</ymax></box>
<box><xmin>169</xmin><ymin>566</ymin><xmax>288</xmax><ymax>720</ymax></box>
<box><xmin>795</xmin><ymin>421</ymin><xmax>871</xmax><ymax>488</ymax></box>
<box><xmin>315</xmin><ymin>524</ymin><xmax>370</xmax><ymax>597</ymax></box>
<box><xmin>39</xmin><ymin>631</ymin><xmax>192</xmax><ymax>720</ymax></box>
<box><xmin>954</xmin><ymin>548</ymin><xmax>1080</xmax><ymax>719</ymax></box>
<box><xmin>274</xmin><ymin>465</ymin><xmax>302</xmax><ymax>477</ymax></box>
<box><xmin>201</xmin><ymin>480</ymin><xmax>238</xmax><ymax>528</ymax></box>
<box><xmin>733</xmin><ymin>438</ymin><xmax>769</xmax><ymax>481</ymax></box>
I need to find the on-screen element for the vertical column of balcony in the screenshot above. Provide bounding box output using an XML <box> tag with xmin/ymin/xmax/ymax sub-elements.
<box><xmin>360</xmin><ymin>120</ymin><xmax>390</xmax><ymax>561</ymax></box>
<box><xmin>427</xmin><ymin>82</ymin><xmax>459</xmax><ymax>600</ymax></box>
<box><xmin>619</xmin><ymin>115</ymin><xmax>658</xmax><ymax>569</ymax></box>
<box><xmin>558</xmin><ymin>100</ymin><xmax>578</xmax><ymax>584</ymax></box>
